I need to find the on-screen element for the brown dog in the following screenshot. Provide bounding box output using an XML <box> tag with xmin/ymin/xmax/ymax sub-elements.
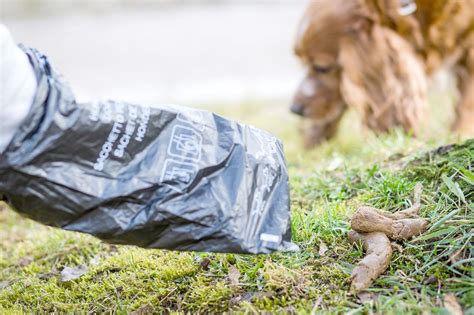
<box><xmin>291</xmin><ymin>0</ymin><xmax>474</xmax><ymax>147</ymax></box>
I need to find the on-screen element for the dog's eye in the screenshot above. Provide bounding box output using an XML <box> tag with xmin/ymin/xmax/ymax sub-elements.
<box><xmin>313</xmin><ymin>65</ymin><xmax>333</xmax><ymax>74</ymax></box>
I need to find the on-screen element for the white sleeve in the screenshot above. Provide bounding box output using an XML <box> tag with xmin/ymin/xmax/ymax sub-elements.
<box><xmin>0</xmin><ymin>24</ymin><xmax>37</xmax><ymax>153</ymax></box>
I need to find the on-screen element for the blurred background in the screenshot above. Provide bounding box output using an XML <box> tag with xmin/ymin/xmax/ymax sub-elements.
<box><xmin>1</xmin><ymin>0</ymin><xmax>307</xmax><ymax>105</ymax></box>
<box><xmin>0</xmin><ymin>0</ymin><xmax>458</xmax><ymax>161</ymax></box>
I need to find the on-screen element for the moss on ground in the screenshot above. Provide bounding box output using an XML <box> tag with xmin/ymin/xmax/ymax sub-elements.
<box><xmin>0</xmin><ymin>103</ymin><xmax>472</xmax><ymax>314</ymax></box>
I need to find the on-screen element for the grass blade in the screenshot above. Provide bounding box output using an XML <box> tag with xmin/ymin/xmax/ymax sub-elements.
<box><xmin>441</xmin><ymin>174</ymin><xmax>466</xmax><ymax>204</ymax></box>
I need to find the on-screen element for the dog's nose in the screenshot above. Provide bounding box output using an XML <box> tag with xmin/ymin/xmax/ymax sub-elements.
<box><xmin>290</xmin><ymin>103</ymin><xmax>305</xmax><ymax>116</ymax></box>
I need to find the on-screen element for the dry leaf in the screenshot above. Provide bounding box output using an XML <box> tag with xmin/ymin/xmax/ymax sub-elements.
<box><xmin>18</xmin><ymin>256</ymin><xmax>33</xmax><ymax>267</ymax></box>
<box><xmin>60</xmin><ymin>265</ymin><xmax>88</xmax><ymax>282</ymax></box>
<box><xmin>200</xmin><ymin>257</ymin><xmax>211</xmax><ymax>270</ymax></box>
<box><xmin>228</xmin><ymin>265</ymin><xmax>241</xmax><ymax>286</ymax></box>
<box><xmin>444</xmin><ymin>293</ymin><xmax>463</xmax><ymax>315</ymax></box>
<box><xmin>319</xmin><ymin>241</ymin><xmax>328</xmax><ymax>256</ymax></box>
<box><xmin>424</xmin><ymin>275</ymin><xmax>439</xmax><ymax>285</ymax></box>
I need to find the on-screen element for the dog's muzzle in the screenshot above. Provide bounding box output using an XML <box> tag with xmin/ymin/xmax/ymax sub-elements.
<box><xmin>290</xmin><ymin>103</ymin><xmax>305</xmax><ymax>116</ymax></box>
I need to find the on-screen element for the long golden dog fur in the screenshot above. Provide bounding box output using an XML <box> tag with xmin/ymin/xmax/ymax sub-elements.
<box><xmin>292</xmin><ymin>0</ymin><xmax>474</xmax><ymax>147</ymax></box>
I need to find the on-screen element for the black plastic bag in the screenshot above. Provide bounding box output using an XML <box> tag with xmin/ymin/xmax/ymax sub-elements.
<box><xmin>0</xmin><ymin>46</ymin><xmax>297</xmax><ymax>254</ymax></box>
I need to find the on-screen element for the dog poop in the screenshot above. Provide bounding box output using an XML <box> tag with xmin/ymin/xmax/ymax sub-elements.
<box><xmin>351</xmin><ymin>206</ymin><xmax>428</xmax><ymax>240</ymax></box>
<box><xmin>348</xmin><ymin>231</ymin><xmax>392</xmax><ymax>292</ymax></box>
<box><xmin>348</xmin><ymin>183</ymin><xmax>428</xmax><ymax>292</ymax></box>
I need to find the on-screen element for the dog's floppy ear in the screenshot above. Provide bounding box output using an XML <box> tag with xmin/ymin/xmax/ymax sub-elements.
<box><xmin>338</xmin><ymin>20</ymin><xmax>428</xmax><ymax>134</ymax></box>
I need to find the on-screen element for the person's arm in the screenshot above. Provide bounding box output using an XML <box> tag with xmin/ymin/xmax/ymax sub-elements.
<box><xmin>0</xmin><ymin>27</ymin><xmax>295</xmax><ymax>254</ymax></box>
<box><xmin>0</xmin><ymin>24</ymin><xmax>37</xmax><ymax>152</ymax></box>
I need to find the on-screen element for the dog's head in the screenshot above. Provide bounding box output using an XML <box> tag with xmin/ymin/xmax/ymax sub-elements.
<box><xmin>292</xmin><ymin>0</ymin><xmax>427</xmax><ymax>147</ymax></box>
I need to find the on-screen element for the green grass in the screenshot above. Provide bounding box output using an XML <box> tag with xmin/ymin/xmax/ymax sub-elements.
<box><xmin>0</xmin><ymin>101</ymin><xmax>472</xmax><ymax>314</ymax></box>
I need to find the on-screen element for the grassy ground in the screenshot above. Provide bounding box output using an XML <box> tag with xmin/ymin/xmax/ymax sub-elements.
<box><xmin>0</xmin><ymin>99</ymin><xmax>472</xmax><ymax>314</ymax></box>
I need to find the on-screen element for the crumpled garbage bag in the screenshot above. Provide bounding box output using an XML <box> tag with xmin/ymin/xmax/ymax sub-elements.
<box><xmin>0</xmin><ymin>46</ymin><xmax>297</xmax><ymax>254</ymax></box>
